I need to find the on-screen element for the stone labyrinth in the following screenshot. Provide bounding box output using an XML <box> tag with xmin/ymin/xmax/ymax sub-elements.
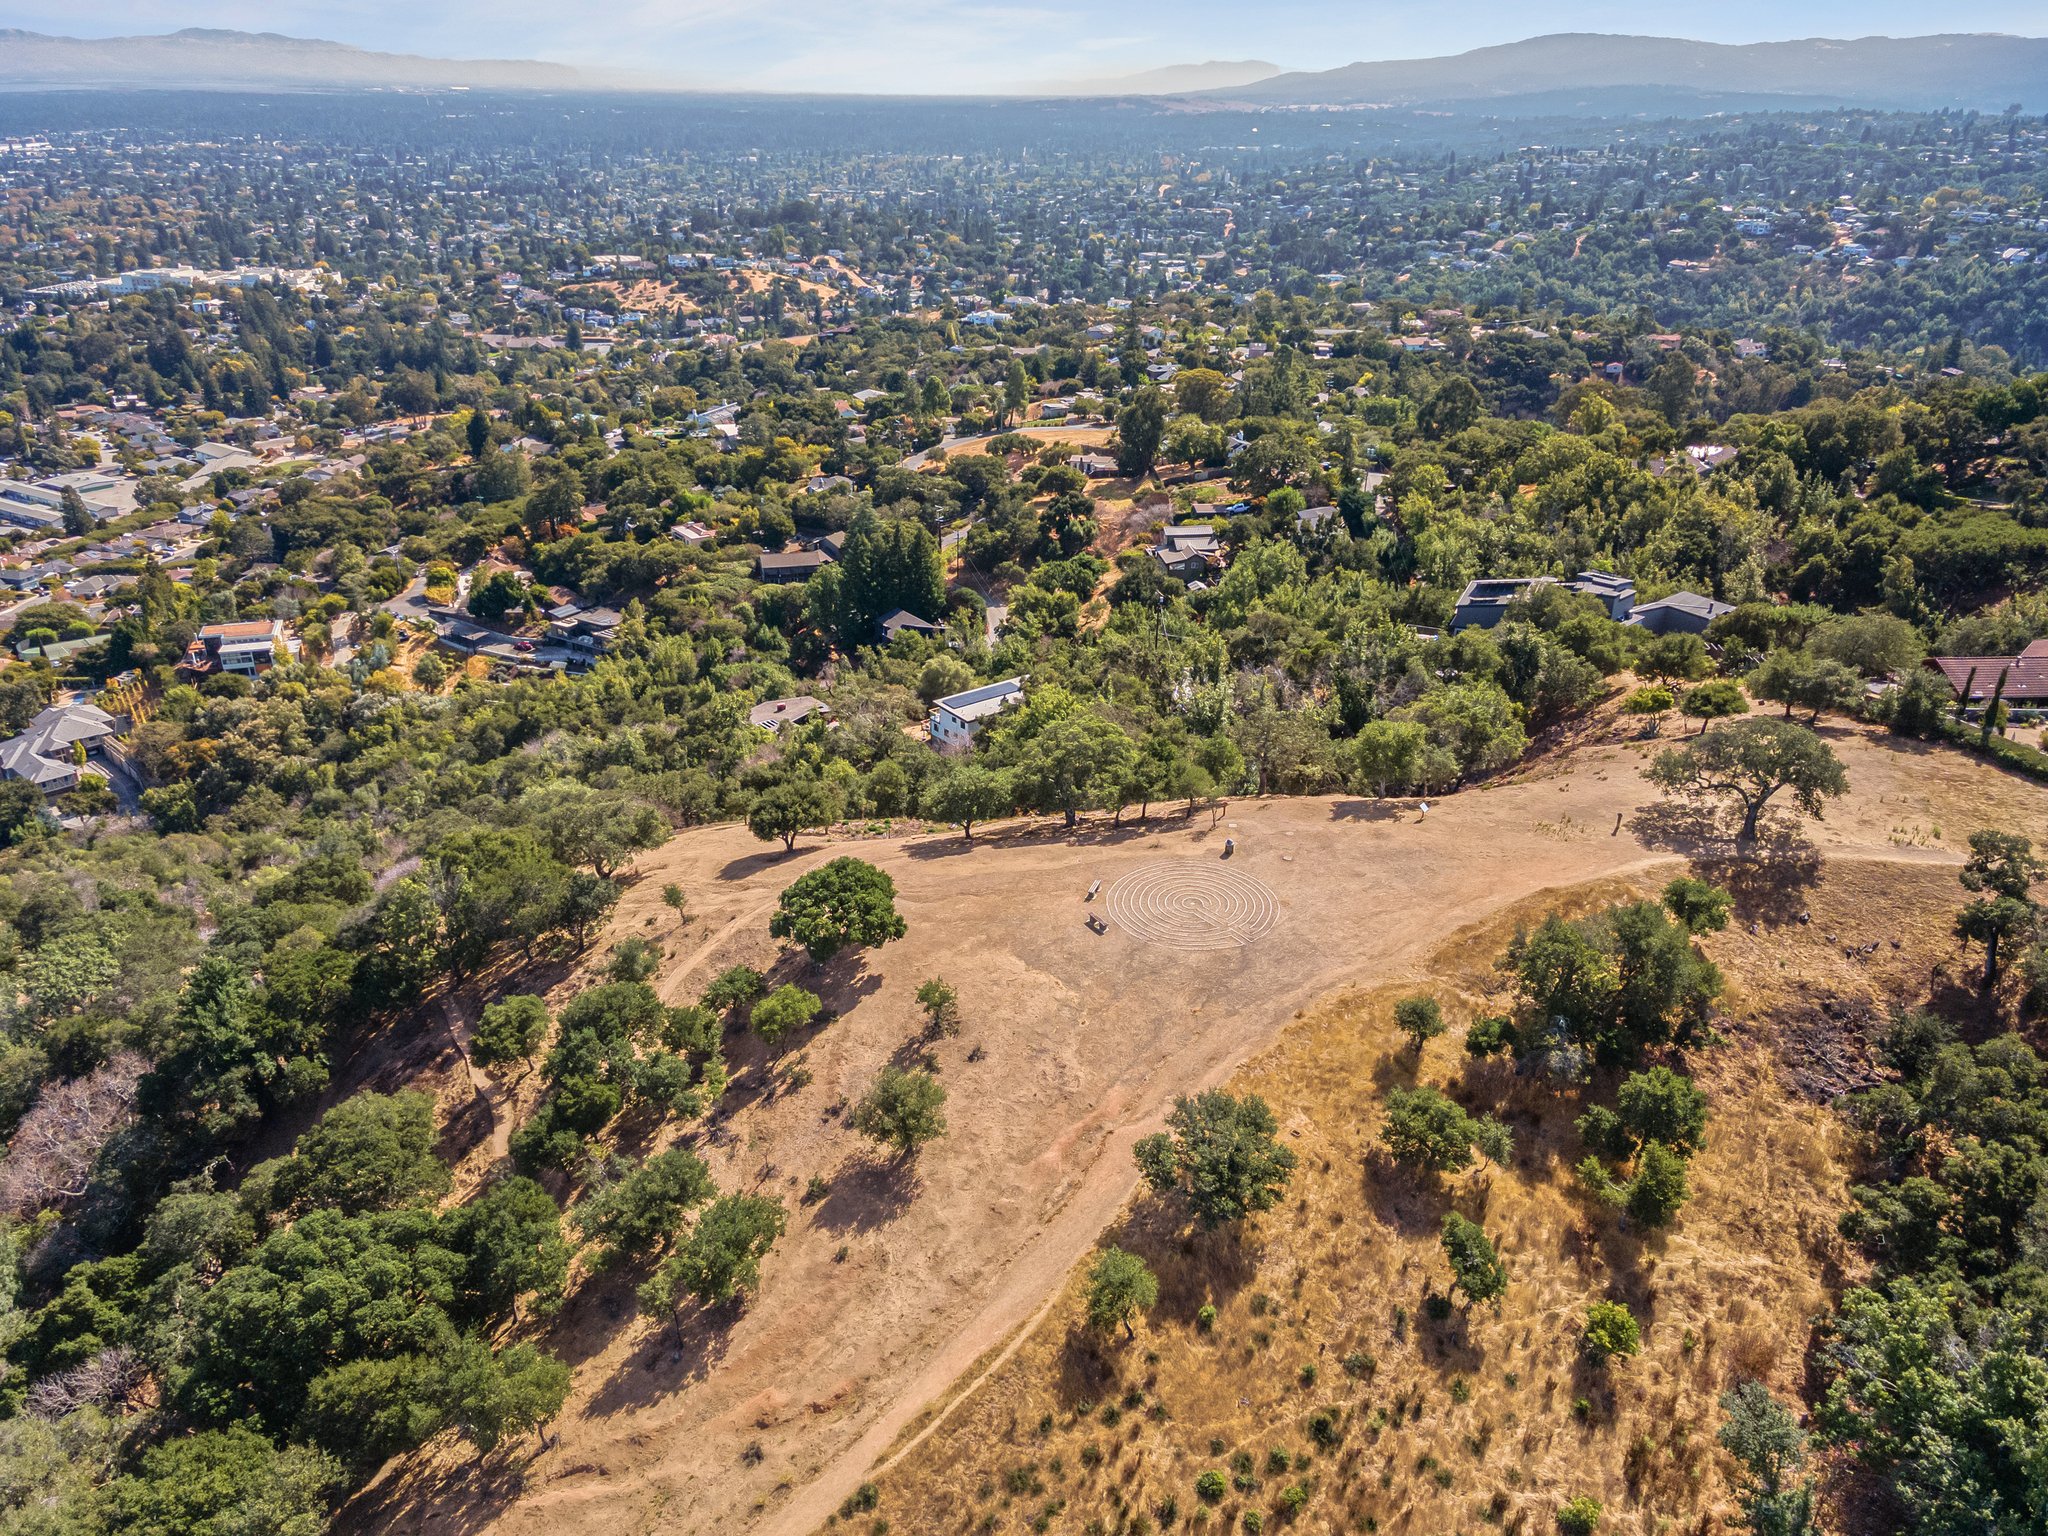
<box><xmin>1102</xmin><ymin>859</ymin><xmax>1281</xmax><ymax>951</ymax></box>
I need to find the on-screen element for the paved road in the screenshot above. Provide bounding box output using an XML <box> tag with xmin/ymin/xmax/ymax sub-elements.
<box><xmin>380</xmin><ymin>570</ymin><xmax>434</xmax><ymax>623</ymax></box>
<box><xmin>93</xmin><ymin>747</ymin><xmax>145</xmax><ymax>815</ymax></box>
<box><xmin>381</xmin><ymin>563</ymin><xmax>476</xmax><ymax>626</ymax></box>
<box><xmin>0</xmin><ymin>593</ymin><xmax>49</xmax><ymax>629</ymax></box>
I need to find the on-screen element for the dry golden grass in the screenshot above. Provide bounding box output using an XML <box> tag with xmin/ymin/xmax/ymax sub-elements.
<box><xmin>852</xmin><ymin>862</ymin><xmax>1965</xmax><ymax>1536</ymax></box>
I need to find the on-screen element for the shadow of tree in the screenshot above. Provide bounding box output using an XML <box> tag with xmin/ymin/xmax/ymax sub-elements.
<box><xmin>583</xmin><ymin>1293</ymin><xmax>741</xmax><ymax>1419</ymax></box>
<box><xmin>901</xmin><ymin>808</ymin><xmax>1225</xmax><ymax>863</ymax></box>
<box><xmin>1415</xmin><ymin>1291</ymin><xmax>1484</xmax><ymax>1375</ymax></box>
<box><xmin>1629</xmin><ymin>800</ymin><xmax>1822</xmax><ymax>873</ymax></box>
<box><xmin>717</xmin><ymin>845</ymin><xmax>808</xmax><ymax>883</ymax></box>
<box><xmin>531</xmin><ymin>1267</ymin><xmax>646</xmax><ymax>1372</ymax></box>
<box><xmin>1358</xmin><ymin>1149</ymin><xmax>1454</xmax><ymax>1240</ymax></box>
<box><xmin>1696</xmin><ymin>847</ymin><xmax>1823</xmax><ymax>928</ymax></box>
<box><xmin>809</xmin><ymin>1153</ymin><xmax>920</xmax><ymax>1234</ymax></box>
<box><xmin>1626</xmin><ymin>799</ymin><xmax>1728</xmax><ymax>855</ymax></box>
<box><xmin>1130</xmin><ymin>1206</ymin><xmax>1261</xmax><ymax>1325</ymax></box>
<box><xmin>780</xmin><ymin>948</ymin><xmax>884</xmax><ymax>1018</ymax></box>
<box><xmin>712</xmin><ymin>952</ymin><xmax>883</xmax><ymax>1094</ymax></box>
<box><xmin>1329</xmin><ymin>799</ymin><xmax>1404</xmax><ymax>823</ymax></box>
<box><xmin>1053</xmin><ymin>1324</ymin><xmax>1121</xmax><ymax>1411</ymax></box>
<box><xmin>1368</xmin><ymin>1046</ymin><xmax>1422</xmax><ymax>1095</ymax></box>
<box><xmin>436</xmin><ymin>1087</ymin><xmax>498</xmax><ymax>1169</ymax></box>
<box><xmin>339</xmin><ymin>1445</ymin><xmax>533</xmax><ymax>1536</ymax></box>
<box><xmin>887</xmin><ymin>1034</ymin><xmax>945</xmax><ymax>1074</ymax></box>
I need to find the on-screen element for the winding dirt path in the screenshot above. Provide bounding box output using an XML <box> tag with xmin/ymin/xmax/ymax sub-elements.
<box><xmin>442</xmin><ymin>994</ymin><xmax>514</xmax><ymax>1164</ymax></box>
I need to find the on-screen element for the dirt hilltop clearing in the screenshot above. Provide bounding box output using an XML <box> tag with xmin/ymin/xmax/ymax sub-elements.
<box><xmin>866</xmin><ymin>855</ymin><xmax>1969</xmax><ymax>1536</ymax></box>
<box><xmin>347</xmin><ymin>719</ymin><xmax>2047</xmax><ymax>1536</ymax></box>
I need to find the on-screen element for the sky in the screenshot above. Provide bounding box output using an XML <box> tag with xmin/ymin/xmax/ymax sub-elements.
<box><xmin>2</xmin><ymin>0</ymin><xmax>2045</xmax><ymax>95</ymax></box>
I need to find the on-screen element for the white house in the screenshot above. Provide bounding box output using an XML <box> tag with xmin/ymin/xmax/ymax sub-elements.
<box><xmin>185</xmin><ymin>619</ymin><xmax>301</xmax><ymax>676</ymax></box>
<box><xmin>930</xmin><ymin>677</ymin><xmax>1025</xmax><ymax>748</ymax></box>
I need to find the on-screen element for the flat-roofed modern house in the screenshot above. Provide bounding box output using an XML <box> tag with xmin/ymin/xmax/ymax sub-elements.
<box><xmin>749</xmin><ymin>695</ymin><xmax>831</xmax><ymax>731</ymax></box>
<box><xmin>185</xmin><ymin>619</ymin><xmax>299</xmax><ymax>676</ymax></box>
<box><xmin>930</xmin><ymin>676</ymin><xmax>1025</xmax><ymax>748</ymax></box>
<box><xmin>1570</xmin><ymin>571</ymin><xmax>1637</xmax><ymax>621</ymax></box>
<box><xmin>1629</xmin><ymin>591</ymin><xmax>1735</xmax><ymax>636</ymax></box>
<box><xmin>1452</xmin><ymin>571</ymin><xmax>1636</xmax><ymax>631</ymax></box>
<box><xmin>547</xmin><ymin>605</ymin><xmax>624</xmax><ymax>666</ymax></box>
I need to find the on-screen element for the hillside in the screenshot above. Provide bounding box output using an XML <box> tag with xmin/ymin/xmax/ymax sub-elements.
<box><xmin>341</xmin><ymin>712</ymin><xmax>2048</xmax><ymax>1535</ymax></box>
<box><xmin>0</xmin><ymin>28</ymin><xmax>595</xmax><ymax>92</ymax></box>
<box><xmin>1216</xmin><ymin>32</ymin><xmax>2048</xmax><ymax>112</ymax></box>
<box><xmin>854</xmin><ymin>859</ymin><xmax>1939</xmax><ymax>1536</ymax></box>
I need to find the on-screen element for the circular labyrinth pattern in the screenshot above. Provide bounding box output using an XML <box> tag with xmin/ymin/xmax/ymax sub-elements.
<box><xmin>1103</xmin><ymin>859</ymin><xmax>1281</xmax><ymax>951</ymax></box>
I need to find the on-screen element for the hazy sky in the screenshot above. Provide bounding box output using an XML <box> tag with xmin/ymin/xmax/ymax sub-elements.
<box><xmin>3</xmin><ymin>1</ymin><xmax>2045</xmax><ymax>94</ymax></box>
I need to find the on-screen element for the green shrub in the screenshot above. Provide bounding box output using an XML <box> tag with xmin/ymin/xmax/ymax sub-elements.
<box><xmin>750</xmin><ymin>983</ymin><xmax>823</xmax><ymax>1045</ymax></box>
<box><xmin>1583</xmin><ymin>1300</ymin><xmax>1642</xmax><ymax>1364</ymax></box>
<box><xmin>1557</xmin><ymin>1496</ymin><xmax>1602</xmax><ymax>1536</ymax></box>
<box><xmin>1195</xmin><ymin>1470</ymin><xmax>1227</xmax><ymax>1504</ymax></box>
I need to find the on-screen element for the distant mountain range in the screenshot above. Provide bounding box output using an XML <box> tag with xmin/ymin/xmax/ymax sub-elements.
<box><xmin>0</xmin><ymin>27</ymin><xmax>604</xmax><ymax>92</ymax></box>
<box><xmin>1208</xmin><ymin>33</ymin><xmax>2048</xmax><ymax>113</ymax></box>
<box><xmin>0</xmin><ymin>28</ymin><xmax>2043</xmax><ymax>113</ymax></box>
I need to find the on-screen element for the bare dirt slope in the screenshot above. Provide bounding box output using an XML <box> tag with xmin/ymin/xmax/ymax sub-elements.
<box><xmin>350</xmin><ymin>720</ymin><xmax>2045</xmax><ymax>1536</ymax></box>
<box><xmin>864</xmin><ymin>857</ymin><xmax>1973</xmax><ymax>1536</ymax></box>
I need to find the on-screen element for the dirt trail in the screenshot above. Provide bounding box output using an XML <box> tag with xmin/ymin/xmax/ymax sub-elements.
<box><xmin>353</xmin><ymin>720</ymin><xmax>2048</xmax><ymax>1536</ymax></box>
<box><xmin>653</xmin><ymin>899</ymin><xmax>781</xmax><ymax>1008</ymax></box>
<box><xmin>442</xmin><ymin>995</ymin><xmax>513</xmax><ymax>1165</ymax></box>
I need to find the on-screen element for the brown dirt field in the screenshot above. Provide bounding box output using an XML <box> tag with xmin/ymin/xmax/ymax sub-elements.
<box><xmin>559</xmin><ymin>278</ymin><xmax>700</xmax><ymax>316</ymax></box>
<box><xmin>345</xmin><ymin>719</ymin><xmax>2047</xmax><ymax>1536</ymax></box>
<box><xmin>936</xmin><ymin>427</ymin><xmax>1117</xmax><ymax>461</ymax></box>
<box><xmin>739</xmin><ymin>270</ymin><xmax>840</xmax><ymax>301</ymax></box>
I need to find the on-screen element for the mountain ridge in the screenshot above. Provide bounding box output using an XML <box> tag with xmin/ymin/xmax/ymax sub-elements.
<box><xmin>1208</xmin><ymin>32</ymin><xmax>2048</xmax><ymax>112</ymax></box>
<box><xmin>0</xmin><ymin>27</ymin><xmax>602</xmax><ymax>92</ymax></box>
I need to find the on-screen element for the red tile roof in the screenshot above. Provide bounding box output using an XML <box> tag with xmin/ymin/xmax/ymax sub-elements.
<box><xmin>1927</xmin><ymin>639</ymin><xmax>2048</xmax><ymax>702</ymax></box>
